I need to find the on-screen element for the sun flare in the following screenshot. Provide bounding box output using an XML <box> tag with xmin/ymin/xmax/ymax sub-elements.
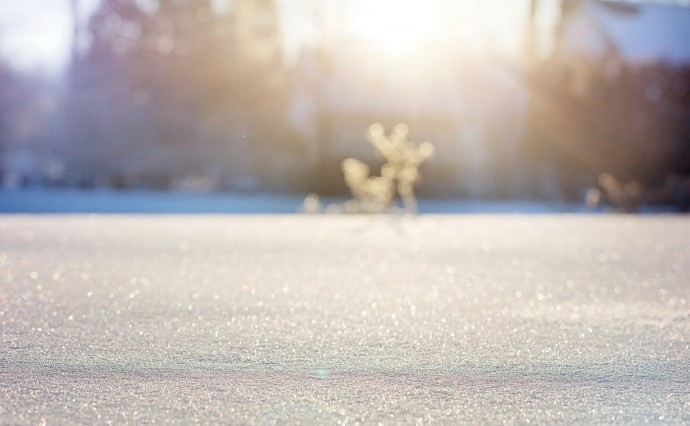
<box><xmin>349</xmin><ymin>0</ymin><xmax>439</xmax><ymax>54</ymax></box>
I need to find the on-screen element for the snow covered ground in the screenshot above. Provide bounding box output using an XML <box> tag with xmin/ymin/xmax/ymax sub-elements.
<box><xmin>1</xmin><ymin>215</ymin><xmax>688</xmax><ymax>423</ymax></box>
<box><xmin>0</xmin><ymin>187</ymin><xmax>604</xmax><ymax>214</ymax></box>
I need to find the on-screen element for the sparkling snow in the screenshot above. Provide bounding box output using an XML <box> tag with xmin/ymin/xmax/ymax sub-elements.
<box><xmin>1</xmin><ymin>215</ymin><xmax>688</xmax><ymax>423</ymax></box>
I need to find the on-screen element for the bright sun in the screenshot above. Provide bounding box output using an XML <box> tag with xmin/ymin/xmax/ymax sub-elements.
<box><xmin>350</xmin><ymin>0</ymin><xmax>439</xmax><ymax>54</ymax></box>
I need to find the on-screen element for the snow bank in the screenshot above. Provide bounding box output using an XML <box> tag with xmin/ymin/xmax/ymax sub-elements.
<box><xmin>1</xmin><ymin>215</ymin><xmax>688</xmax><ymax>423</ymax></box>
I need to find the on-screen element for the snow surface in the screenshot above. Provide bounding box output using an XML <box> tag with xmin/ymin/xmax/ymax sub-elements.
<box><xmin>1</xmin><ymin>215</ymin><xmax>689</xmax><ymax>423</ymax></box>
<box><xmin>0</xmin><ymin>188</ymin><xmax>306</xmax><ymax>214</ymax></box>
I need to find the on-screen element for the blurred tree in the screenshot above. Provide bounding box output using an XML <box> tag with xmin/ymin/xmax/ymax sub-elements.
<box><xmin>65</xmin><ymin>0</ymin><xmax>288</xmax><ymax>190</ymax></box>
<box><xmin>0</xmin><ymin>57</ymin><xmax>58</xmax><ymax>187</ymax></box>
<box><xmin>0</xmin><ymin>59</ymin><xmax>18</xmax><ymax>182</ymax></box>
<box><xmin>522</xmin><ymin>0</ymin><xmax>690</xmax><ymax>203</ymax></box>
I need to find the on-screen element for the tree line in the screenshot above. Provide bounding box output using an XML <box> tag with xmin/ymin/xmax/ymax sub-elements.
<box><xmin>2</xmin><ymin>0</ymin><xmax>302</xmax><ymax>191</ymax></box>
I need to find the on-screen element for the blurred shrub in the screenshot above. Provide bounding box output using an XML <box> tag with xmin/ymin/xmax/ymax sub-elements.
<box><xmin>587</xmin><ymin>172</ymin><xmax>690</xmax><ymax>212</ymax></box>
<box><xmin>341</xmin><ymin>123</ymin><xmax>434</xmax><ymax>213</ymax></box>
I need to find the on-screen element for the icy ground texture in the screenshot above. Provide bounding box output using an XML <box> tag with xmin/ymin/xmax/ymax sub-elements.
<box><xmin>1</xmin><ymin>215</ymin><xmax>688</xmax><ymax>424</ymax></box>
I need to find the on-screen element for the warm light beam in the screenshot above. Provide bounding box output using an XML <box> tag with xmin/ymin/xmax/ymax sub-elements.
<box><xmin>349</xmin><ymin>0</ymin><xmax>439</xmax><ymax>54</ymax></box>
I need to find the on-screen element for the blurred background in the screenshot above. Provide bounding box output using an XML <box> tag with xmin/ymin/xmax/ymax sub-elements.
<box><xmin>0</xmin><ymin>0</ymin><xmax>689</xmax><ymax>208</ymax></box>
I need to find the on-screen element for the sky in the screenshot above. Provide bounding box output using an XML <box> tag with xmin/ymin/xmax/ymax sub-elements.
<box><xmin>0</xmin><ymin>1</ymin><xmax>71</xmax><ymax>72</ymax></box>
<box><xmin>0</xmin><ymin>0</ymin><xmax>100</xmax><ymax>73</ymax></box>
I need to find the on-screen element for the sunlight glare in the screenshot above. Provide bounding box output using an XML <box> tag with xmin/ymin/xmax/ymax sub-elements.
<box><xmin>350</xmin><ymin>0</ymin><xmax>439</xmax><ymax>54</ymax></box>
